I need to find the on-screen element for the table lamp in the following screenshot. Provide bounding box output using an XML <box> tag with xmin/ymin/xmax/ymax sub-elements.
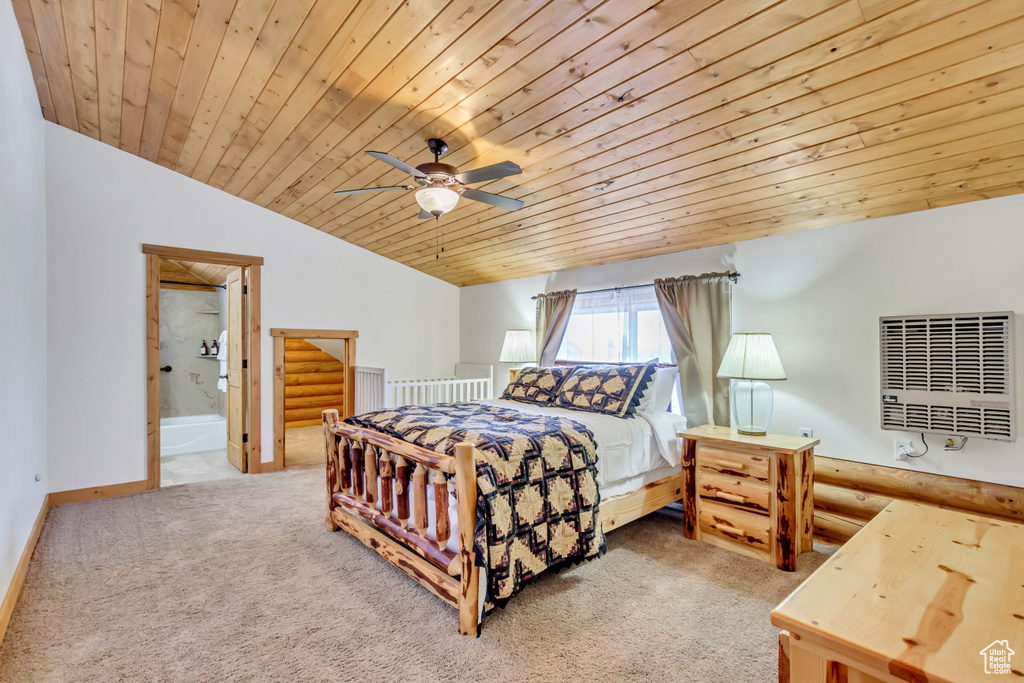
<box><xmin>499</xmin><ymin>330</ymin><xmax>536</xmax><ymax>383</ymax></box>
<box><xmin>717</xmin><ymin>333</ymin><xmax>787</xmax><ymax>435</ymax></box>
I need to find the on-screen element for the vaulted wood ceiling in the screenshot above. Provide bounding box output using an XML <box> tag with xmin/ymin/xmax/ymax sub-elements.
<box><xmin>12</xmin><ymin>0</ymin><xmax>1024</xmax><ymax>286</ymax></box>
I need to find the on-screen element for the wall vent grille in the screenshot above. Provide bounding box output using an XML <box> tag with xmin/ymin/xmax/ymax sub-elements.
<box><xmin>880</xmin><ymin>311</ymin><xmax>1015</xmax><ymax>441</ymax></box>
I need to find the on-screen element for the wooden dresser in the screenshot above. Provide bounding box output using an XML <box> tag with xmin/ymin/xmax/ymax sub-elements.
<box><xmin>772</xmin><ymin>500</ymin><xmax>1024</xmax><ymax>682</ymax></box>
<box><xmin>680</xmin><ymin>425</ymin><xmax>818</xmax><ymax>571</ymax></box>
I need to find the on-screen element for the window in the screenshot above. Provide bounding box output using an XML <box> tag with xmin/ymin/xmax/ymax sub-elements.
<box><xmin>556</xmin><ymin>286</ymin><xmax>672</xmax><ymax>363</ymax></box>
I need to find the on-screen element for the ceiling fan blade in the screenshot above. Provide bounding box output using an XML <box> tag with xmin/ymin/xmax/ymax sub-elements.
<box><xmin>418</xmin><ymin>208</ymin><xmax>432</xmax><ymax>219</ymax></box>
<box><xmin>333</xmin><ymin>185</ymin><xmax>412</xmax><ymax>196</ymax></box>
<box><xmin>365</xmin><ymin>150</ymin><xmax>427</xmax><ymax>178</ymax></box>
<box><xmin>454</xmin><ymin>161</ymin><xmax>522</xmax><ymax>185</ymax></box>
<box><xmin>460</xmin><ymin>188</ymin><xmax>524</xmax><ymax>211</ymax></box>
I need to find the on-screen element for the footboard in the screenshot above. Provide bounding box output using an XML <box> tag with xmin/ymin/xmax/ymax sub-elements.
<box><xmin>321</xmin><ymin>409</ymin><xmax>480</xmax><ymax>635</ymax></box>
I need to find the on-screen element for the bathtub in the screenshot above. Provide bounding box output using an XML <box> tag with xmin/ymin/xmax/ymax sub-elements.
<box><xmin>160</xmin><ymin>414</ymin><xmax>227</xmax><ymax>456</ymax></box>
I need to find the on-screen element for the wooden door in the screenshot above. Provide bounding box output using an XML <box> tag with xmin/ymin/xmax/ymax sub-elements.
<box><xmin>226</xmin><ymin>268</ymin><xmax>247</xmax><ymax>472</ymax></box>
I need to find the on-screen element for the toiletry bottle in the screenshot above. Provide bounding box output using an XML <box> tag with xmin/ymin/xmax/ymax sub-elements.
<box><xmin>200</xmin><ymin>340</ymin><xmax>208</xmax><ymax>356</ymax></box>
<box><xmin>211</xmin><ymin>339</ymin><xmax>219</xmax><ymax>356</ymax></box>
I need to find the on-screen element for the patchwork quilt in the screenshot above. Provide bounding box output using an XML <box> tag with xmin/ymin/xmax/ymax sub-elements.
<box><xmin>345</xmin><ymin>402</ymin><xmax>605</xmax><ymax>609</ymax></box>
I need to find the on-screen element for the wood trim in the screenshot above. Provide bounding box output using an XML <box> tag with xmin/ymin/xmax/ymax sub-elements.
<box><xmin>345</xmin><ymin>335</ymin><xmax>356</xmax><ymax>420</ymax></box>
<box><xmin>145</xmin><ymin>253</ymin><xmax>161</xmax><ymax>490</ymax></box>
<box><xmin>270</xmin><ymin>328</ymin><xmax>358</xmax><ymax>339</ymax></box>
<box><xmin>601</xmin><ymin>473</ymin><xmax>684</xmax><ymax>532</ymax></box>
<box><xmin>272</xmin><ymin>328</ymin><xmax>358</xmax><ymax>471</ymax></box>
<box><xmin>141</xmin><ymin>243</ymin><xmax>264</xmax><ymax>266</ymax></box>
<box><xmin>0</xmin><ymin>495</ymin><xmax>49</xmax><ymax>645</ymax></box>
<box><xmin>50</xmin><ymin>480</ymin><xmax>149</xmax><ymax>505</ymax></box>
<box><xmin>273</xmin><ymin>336</ymin><xmax>286</xmax><ymax>471</ymax></box>
<box><xmin>144</xmin><ymin>246</ymin><xmax>264</xmax><ymax>487</ymax></box>
<box><xmin>247</xmin><ymin>264</ymin><xmax>262</xmax><ymax>473</ymax></box>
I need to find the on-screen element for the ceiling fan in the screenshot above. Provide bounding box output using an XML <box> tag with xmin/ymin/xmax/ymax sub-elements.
<box><xmin>333</xmin><ymin>138</ymin><xmax>525</xmax><ymax>219</ymax></box>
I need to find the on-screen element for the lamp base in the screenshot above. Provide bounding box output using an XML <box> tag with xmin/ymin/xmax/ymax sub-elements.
<box><xmin>732</xmin><ymin>380</ymin><xmax>774</xmax><ymax>436</ymax></box>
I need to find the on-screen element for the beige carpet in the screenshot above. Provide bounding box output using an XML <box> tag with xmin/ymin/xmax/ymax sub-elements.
<box><xmin>0</xmin><ymin>468</ymin><xmax>833</xmax><ymax>682</ymax></box>
<box><xmin>284</xmin><ymin>425</ymin><xmax>326</xmax><ymax>467</ymax></box>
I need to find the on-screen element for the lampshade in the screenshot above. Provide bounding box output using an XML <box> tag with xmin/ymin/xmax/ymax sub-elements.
<box><xmin>499</xmin><ymin>330</ymin><xmax>535</xmax><ymax>363</ymax></box>
<box><xmin>415</xmin><ymin>187</ymin><xmax>459</xmax><ymax>217</ymax></box>
<box><xmin>717</xmin><ymin>333</ymin><xmax>787</xmax><ymax>380</ymax></box>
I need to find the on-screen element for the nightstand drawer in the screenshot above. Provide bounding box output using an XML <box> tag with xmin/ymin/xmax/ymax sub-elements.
<box><xmin>697</xmin><ymin>470</ymin><xmax>771</xmax><ymax>515</ymax></box>
<box><xmin>697</xmin><ymin>444</ymin><xmax>771</xmax><ymax>483</ymax></box>
<box><xmin>699</xmin><ymin>500</ymin><xmax>772</xmax><ymax>557</ymax></box>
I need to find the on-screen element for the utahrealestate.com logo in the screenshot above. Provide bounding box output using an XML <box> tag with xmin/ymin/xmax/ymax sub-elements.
<box><xmin>980</xmin><ymin>640</ymin><xmax>1016</xmax><ymax>675</ymax></box>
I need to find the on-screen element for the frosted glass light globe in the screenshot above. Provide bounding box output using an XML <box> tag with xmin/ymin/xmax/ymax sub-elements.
<box><xmin>415</xmin><ymin>187</ymin><xmax>459</xmax><ymax>216</ymax></box>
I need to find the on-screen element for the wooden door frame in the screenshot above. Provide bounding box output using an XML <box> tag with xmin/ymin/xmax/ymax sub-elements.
<box><xmin>271</xmin><ymin>329</ymin><xmax>357</xmax><ymax>472</ymax></box>
<box><xmin>143</xmin><ymin>244</ymin><xmax>264</xmax><ymax>489</ymax></box>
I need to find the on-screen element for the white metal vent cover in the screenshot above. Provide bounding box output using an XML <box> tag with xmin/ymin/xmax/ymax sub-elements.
<box><xmin>880</xmin><ymin>311</ymin><xmax>1015</xmax><ymax>441</ymax></box>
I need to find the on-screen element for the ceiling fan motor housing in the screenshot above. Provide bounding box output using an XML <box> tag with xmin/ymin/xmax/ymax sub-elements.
<box><xmin>415</xmin><ymin>162</ymin><xmax>460</xmax><ymax>187</ymax></box>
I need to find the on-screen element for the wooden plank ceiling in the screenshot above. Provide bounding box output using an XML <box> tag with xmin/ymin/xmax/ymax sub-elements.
<box><xmin>12</xmin><ymin>0</ymin><xmax>1024</xmax><ymax>286</ymax></box>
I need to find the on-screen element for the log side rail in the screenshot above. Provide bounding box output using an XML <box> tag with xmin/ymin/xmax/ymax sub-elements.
<box><xmin>322</xmin><ymin>409</ymin><xmax>480</xmax><ymax>635</ymax></box>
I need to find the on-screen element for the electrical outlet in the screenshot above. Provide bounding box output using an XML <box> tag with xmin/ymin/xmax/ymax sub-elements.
<box><xmin>894</xmin><ymin>439</ymin><xmax>912</xmax><ymax>461</ymax></box>
<box><xmin>799</xmin><ymin>427</ymin><xmax>814</xmax><ymax>438</ymax></box>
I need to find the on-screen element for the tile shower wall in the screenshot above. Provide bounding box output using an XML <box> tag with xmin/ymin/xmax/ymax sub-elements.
<box><xmin>160</xmin><ymin>289</ymin><xmax>221</xmax><ymax>418</ymax></box>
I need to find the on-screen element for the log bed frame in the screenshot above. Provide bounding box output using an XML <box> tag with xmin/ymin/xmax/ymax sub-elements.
<box><xmin>322</xmin><ymin>408</ymin><xmax>689</xmax><ymax>635</ymax></box>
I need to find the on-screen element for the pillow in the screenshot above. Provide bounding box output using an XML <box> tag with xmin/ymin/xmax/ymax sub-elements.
<box><xmin>553</xmin><ymin>364</ymin><xmax>657</xmax><ymax>418</ymax></box>
<box><xmin>638</xmin><ymin>366</ymin><xmax>679</xmax><ymax>413</ymax></box>
<box><xmin>500</xmin><ymin>366</ymin><xmax>575</xmax><ymax>405</ymax></box>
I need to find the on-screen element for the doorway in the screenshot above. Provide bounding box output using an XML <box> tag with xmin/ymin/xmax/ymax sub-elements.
<box><xmin>271</xmin><ymin>329</ymin><xmax>357</xmax><ymax>471</ymax></box>
<box><xmin>144</xmin><ymin>244</ymin><xmax>263</xmax><ymax>489</ymax></box>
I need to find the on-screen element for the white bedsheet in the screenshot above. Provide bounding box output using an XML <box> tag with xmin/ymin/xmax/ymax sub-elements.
<box><xmin>478</xmin><ymin>399</ymin><xmax>687</xmax><ymax>487</ymax></box>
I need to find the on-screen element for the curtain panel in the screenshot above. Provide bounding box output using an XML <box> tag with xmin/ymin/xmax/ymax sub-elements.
<box><xmin>654</xmin><ymin>274</ymin><xmax>732</xmax><ymax>427</ymax></box>
<box><xmin>535</xmin><ymin>289</ymin><xmax>577</xmax><ymax>366</ymax></box>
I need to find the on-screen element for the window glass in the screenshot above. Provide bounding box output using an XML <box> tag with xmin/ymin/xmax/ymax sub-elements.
<box><xmin>557</xmin><ymin>286</ymin><xmax>672</xmax><ymax>363</ymax></box>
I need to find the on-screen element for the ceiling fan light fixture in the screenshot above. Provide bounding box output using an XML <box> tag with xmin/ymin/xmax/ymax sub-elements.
<box><xmin>415</xmin><ymin>186</ymin><xmax>459</xmax><ymax>217</ymax></box>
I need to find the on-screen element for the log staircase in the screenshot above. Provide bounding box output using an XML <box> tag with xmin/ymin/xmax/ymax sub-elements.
<box><xmin>284</xmin><ymin>339</ymin><xmax>346</xmax><ymax>429</ymax></box>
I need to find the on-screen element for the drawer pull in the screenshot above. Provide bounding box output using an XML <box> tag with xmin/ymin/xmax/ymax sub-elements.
<box><xmin>714</xmin><ymin>491</ymin><xmax>747</xmax><ymax>504</ymax></box>
<box><xmin>708</xmin><ymin>458</ymin><xmax>747</xmax><ymax>471</ymax></box>
<box><xmin>713</xmin><ymin>523</ymin><xmax>746</xmax><ymax>538</ymax></box>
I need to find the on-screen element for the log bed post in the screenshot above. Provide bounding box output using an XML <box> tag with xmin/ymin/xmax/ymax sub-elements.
<box><xmin>323</xmin><ymin>410</ymin><xmax>340</xmax><ymax>531</ymax></box>
<box><xmin>454</xmin><ymin>442</ymin><xmax>479</xmax><ymax>635</ymax></box>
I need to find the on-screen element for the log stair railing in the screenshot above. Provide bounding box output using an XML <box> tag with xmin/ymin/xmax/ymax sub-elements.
<box><xmin>322</xmin><ymin>409</ymin><xmax>480</xmax><ymax>635</ymax></box>
<box><xmin>812</xmin><ymin>454</ymin><xmax>1024</xmax><ymax>545</ymax></box>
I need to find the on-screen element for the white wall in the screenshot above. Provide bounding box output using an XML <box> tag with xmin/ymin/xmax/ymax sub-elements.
<box><xmin>461</xmin><ymin>195</ymin><xmax>1024</xmax><ymax>487</ymax></box>
<box><xmin>0</xmin><ymin>0</ymin><xmax>48</xmax><ymax>609</ymax></box>
<box><xmin>45</xmin><ymin>125</ymin><xmax>459</xmax><ymax>492</ymax></box>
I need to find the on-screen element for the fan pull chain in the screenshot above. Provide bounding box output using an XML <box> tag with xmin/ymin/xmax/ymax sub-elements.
<box><xmin>435</xmin><ymin>217</ymin><xmax>440</xmax><ymax>260</ymax></box>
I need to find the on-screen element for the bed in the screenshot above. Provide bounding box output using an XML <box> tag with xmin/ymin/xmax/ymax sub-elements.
<box><xmin>321</xmin><ymin>363</ymin><xmax>690</xmax><ymax>635</ymax></box>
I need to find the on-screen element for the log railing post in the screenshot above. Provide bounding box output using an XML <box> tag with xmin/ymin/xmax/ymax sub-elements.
<box><xmin>455</xmin><ymin>442</ymin><xmax>479</xmax><ymax>635</ymax></box>
<box><xmin>323</xmin><ymin>410</ymin><xmax>340</xmax><ymax>531</ymax></box>
<box><xmin>379</xmin><ymin>451</ymin><xmax>394</xmax><ymax>517</ymax></box>
<box><xmin>433</xmin><ymin>468</ymin><xmax>450</xmax><ymax>548</ymax></box>
<box><xmin>350</xmin><ymin>443</ymin><xmax>364</xmax><ymax>498</ymax></box>
<box><xmin>364</xmin><ymin>445</ymin><xmax>377</xmax><ymax>505</ymax></box>
<box><xmin>338</xmin><ymin>440</ymin><xmax>351</xmax><ymax>492</ymax></box>
<box><xmin>395</xmin><ymin>455</ymin><xmax>410</xmax><ymax>527</ymax></box>
<box><xmin>413</xmin><ymin>463</ymin><xmax>428</xmax><ymax>537</ymax></box>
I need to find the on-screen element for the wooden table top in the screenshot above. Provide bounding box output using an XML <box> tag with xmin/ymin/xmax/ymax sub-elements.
<box><xmin>679</xmin><ymin>424</ymin><xmax>819</xmax><ymax>452</ymax></box>
<box><xmin>771</xmin><ymin>500</ymin><xmax>1024</xmax><ymax>681</ymax></box>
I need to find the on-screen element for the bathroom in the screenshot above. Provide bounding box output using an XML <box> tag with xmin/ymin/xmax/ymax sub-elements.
<box><xmin>158</xmin><ymin>271</ymin><xmax>239</xmax><ymax>486</ymax></box>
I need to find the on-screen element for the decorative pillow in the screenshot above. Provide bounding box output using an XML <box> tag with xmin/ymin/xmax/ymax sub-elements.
<box><xmin>500</xmin><ymin>366</ymin><xmax>575</xmax><ymax>405</ymax></box>
<box><xmin>638</xmin><ymin>366</ymin><xmax>679</xmax><ymax>413</ymax></box>
<box><xmin>554</xmin><ymin>364</ymin><xmax>657</xmax><ymax>418</ymax></box>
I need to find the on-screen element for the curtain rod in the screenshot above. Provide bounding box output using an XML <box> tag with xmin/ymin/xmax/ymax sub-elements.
<box><xmin>531</xmin><ymin>272</ymin><xmax>740</xmax><ymax>300</ymax></box>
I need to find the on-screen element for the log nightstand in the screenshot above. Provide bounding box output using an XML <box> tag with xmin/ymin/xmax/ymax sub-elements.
<box><xmin>680</xmin><ymin>425</ymin><xmax>818</xmax><ymax>571</ymax></box>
